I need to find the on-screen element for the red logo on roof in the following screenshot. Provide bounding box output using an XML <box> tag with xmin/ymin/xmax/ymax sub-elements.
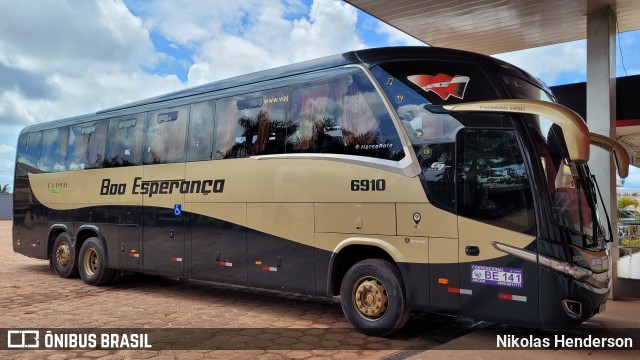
<box><xmin>408</xmin><ymin>74</ymin><xmax>470</xmax><ymax>100</ymax></box>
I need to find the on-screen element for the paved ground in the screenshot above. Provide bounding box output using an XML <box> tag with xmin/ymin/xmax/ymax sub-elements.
<box><xmin>0</xmin><ymin>220</ymin><xmax>639</xmax><ymax>359</ymax></box>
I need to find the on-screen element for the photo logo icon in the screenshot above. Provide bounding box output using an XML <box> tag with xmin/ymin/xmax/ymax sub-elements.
<box><xmin>7</xmin><ymin>330</ymin><xmax>39</xmax><ymax>348</ymax></box>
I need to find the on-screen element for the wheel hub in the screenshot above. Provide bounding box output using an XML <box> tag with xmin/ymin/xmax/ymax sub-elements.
<box><xmin>56</xmin><ymin>243</ymin><xmax>70</xmax><ymax>267</ymax></box>
<box><xmin>354</xmin><ymin>277</ymin><xmax>388</xmax><ymax>319</ymax></box>
<box><xmin>83</xmin><ymin>248</ymin><xmax>99</xmax><ymax>276</ymax></box>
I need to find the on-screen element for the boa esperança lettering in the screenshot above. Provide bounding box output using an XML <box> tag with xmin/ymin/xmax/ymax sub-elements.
<box><xmin>100</xmin><ymin>177</ymin><xmax>225</xmax><ymax>197</ymax></box>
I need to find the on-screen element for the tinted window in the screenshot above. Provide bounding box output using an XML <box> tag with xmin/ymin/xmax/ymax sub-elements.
<box><xmin>66</xmin><ymin>120</ymin><xmax>108</xmax><ymax>170</ymax></box>
<box><xmin>214</xmin><ymin>89</ymin><xmax>287</xmax><ymax>159</ymax></box>
<box><xmin>287</xmin><ymin>73</ymin><xmax>404</xmax><ymax>160</ymax></box>
<box><xmin>105</xmin><ymin>113</ymin><xmax>146</xmax><ymax>167</ymax></box>
<box><xmin>530</xmin><ymin>117</ymin><xmax>601</xmax><ymax>245</ymax></box>
<box><xmin>503</xmin><ymin>75</ymin><xmax>555</xmax><ymax>102</ymax></box>
<box><xmin>372</xmin><ymin>64</ymin><xmax>497</xmax><ymax>210</ymax></box>
<box><xmin>187</xmin><ymin>100</ymin><xmax>215</xmax><ymax>161</ymax></box>
<box><xmin>144</xmin><ymin>106</ymin><xmax>189</xmax><ymax>164</ymax></box>
<box><xmin>456</xmin><ymin>129</ymin><xmax>535</xmax><ymax>234</ymax></box>
<box><xmin>16</xmin><ymin>132</ymin><xmax>42</xmax><ymax>170</ymax></box>
<box><xmin>40</xmin><ymin>127</ymin><xmax>69</xmax><ymax>172</ymax></box>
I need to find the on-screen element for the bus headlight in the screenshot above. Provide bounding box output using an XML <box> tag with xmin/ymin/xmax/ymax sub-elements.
<box><xmin>492</xmin><ymin>241</ymin><xmax>608</xmax><ymax>288</ymax></box>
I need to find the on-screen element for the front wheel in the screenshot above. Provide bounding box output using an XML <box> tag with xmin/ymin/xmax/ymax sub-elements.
<box><xmin>340</xmin><ymin>259</ymin><xmax>409</xmax><ymax>337</ymax></box>
<box><xmin>78</xmin><ymin>237</ymin><xmax>114</xmax><ymax>286</ymax></box>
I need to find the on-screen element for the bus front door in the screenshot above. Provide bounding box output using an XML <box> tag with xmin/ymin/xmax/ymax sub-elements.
<box><xmin>456</xmin><ymin>128</ymin><xmax>539</xmax><ymax>326</ymax></box>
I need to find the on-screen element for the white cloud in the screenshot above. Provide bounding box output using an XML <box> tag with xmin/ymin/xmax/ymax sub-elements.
<box><xmin>0</xmin><ymin>0</ymin><xmax>157</xmax><ymax>74</ymax></box>
<box><xmin>126</xmin><ymin>0</ymin><xmax>367</xmax><ymax>85</ymax></box>
<box><xmin>0</xmin><ymin>0</ymin><xmax>189</xmax><ymax>189</ymax></box>
<box><xmin>376</xmin><ymin>22</ymin><xmax>425</xmax><ymax>47</ymax></box>
<box><xmin>0</xmin><ymin>145</ymin><xmax>14</xmax><ymax>155</ymax></box>
<box><xmin>493</xmin><ymin>40</ymin><xmax>587</xmax><ymax>85</ymax></box>
<box><xmin>0</xmin><ymin>71</ymin><xmax>184</xmax><ymax>137</ymax></box>
<box><xmin>289</xmin><ymin>0</ymin><xmax>365</xmax><ymax>61</ymax></box>
<box><xmin>130</xmin><ymin>0</ymin><xmax>307</xmax><ymax>45</ymax></box>
<box><xmin>188</xmin><ymin>35</ymin><xmax>277</xmax><ymax>85</ymax></box>
<box><xmin>0</xmin><ymin>0</ymin><xmax>184</xmax><ymax>126</ymax></box>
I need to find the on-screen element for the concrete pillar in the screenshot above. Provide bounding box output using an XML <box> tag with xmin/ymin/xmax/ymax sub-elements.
<box><xmin>586</xmin><ymin>5</ymin><xmax>617</xmax><ymax>298</ymax></box>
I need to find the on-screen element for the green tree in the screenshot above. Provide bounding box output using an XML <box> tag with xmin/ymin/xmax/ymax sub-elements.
<box><xmin>0</xmin><ymin>184</ymin><xmax>9</xmax><ymax>194</ymax></box>
<box><xmin>617</xmin><ymin>196</ymin><xmax>639</xmax><ymax>219</ymax></box>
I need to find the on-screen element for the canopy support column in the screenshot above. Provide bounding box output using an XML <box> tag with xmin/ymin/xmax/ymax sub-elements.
<box><xmin>587</xmin><ymin>5</ymin><xmax>617</xmax><ymax>298</ymax></box>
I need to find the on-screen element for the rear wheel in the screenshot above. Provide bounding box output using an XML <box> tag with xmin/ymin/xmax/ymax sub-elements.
<box><xmin>78</xmin><ymin>237</ymin><xmax>114</xmax><ymax>286</ymax></box>
<box><xmin>340</xmin><ymin>259</ymin><xmax>409</xmax><ymax>337</ymax></box>
<box><xmin>51</xmin><ymin>232</ymin><xmax>78</xmax><ymax>278</ymax></box>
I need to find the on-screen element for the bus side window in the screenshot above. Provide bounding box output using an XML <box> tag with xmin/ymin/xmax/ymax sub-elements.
<box><xmin>39</xmin><ymin>127</ymin><xmax>69</xmax><ymax>172</ymax></box>
<box><xmin>17</xmin><ymin>132</ymin><xmax>42</xmax><ymax>171</ymax></box>
<box><xmin>344</xmin><ymin>72</ymin><xmax>404</xmax><ymax>160</ymax></box>
<box><xmin>214</xmin><ymin>98</ymin><xmax>240</xmax><ymax>159</ymax></box>
<box><xmin>105</xmin><ymin>113</ymin><xmax>146</xmax><ymax>167</ymax></box>
<box><xmin>456</xmin><ymin>129</ymin><xmax>535</xmax><ymax>235</ymax></box>
<box><xmin>288</xmin><ymin>73</ymin><xmax>404</xmax><ymax>160</ymax></box>
<box><xmin>288</xmin><ymin>81</ymin><xmax>335</xmax><ymax>152</ymax></box>
<box><xmin>214</xmin><ymin>89</ymin><xmax>287</xmax><ymax>159</ymax></box>
<box><xmin>66</xmin><ymin>120</ymin><xmax>108</xmax><ymax>170</ymax></box>
<box><xmin>144</xmin><ymin>106</ymin><xmax>189</xmax><ymax>164</ymax></box>
<box><xmin>187</xmin><ymin>100</ymin><xmax>215</xmax><ymax>161</ymax></box>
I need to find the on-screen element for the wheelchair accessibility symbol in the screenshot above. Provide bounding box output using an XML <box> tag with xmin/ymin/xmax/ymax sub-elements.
<box><xmin>174</xmin><ymin>204</ymin><xmax>182</xmax><ymax>217</ymax></box>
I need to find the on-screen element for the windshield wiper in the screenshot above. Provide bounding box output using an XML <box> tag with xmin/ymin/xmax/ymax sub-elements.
<box><xmin>592</xmin><ymin>174</ymin><xmax>613</xmax><ymax>243</ymax></box>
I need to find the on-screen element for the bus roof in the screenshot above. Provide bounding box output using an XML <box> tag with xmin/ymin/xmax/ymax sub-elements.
<box><xmin>23</xmin><ymin>46</ymin><xmax>534</xmax><ymax>134</ymax></box>
<box><xmin>98</xmin><ymin>46</ymin><xmax>529</xmax><ymax>114</ymax></box>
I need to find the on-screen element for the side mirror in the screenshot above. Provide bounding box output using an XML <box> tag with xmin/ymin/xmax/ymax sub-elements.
<box><xmin>443</xmin><ymin>100</ymin><xmax>590</xmax><ymax>163</ymax></box>
<box><xmin>590</xmin><ymin>133</ymin><xmax>630</xmax><ymax>178</ymax></box>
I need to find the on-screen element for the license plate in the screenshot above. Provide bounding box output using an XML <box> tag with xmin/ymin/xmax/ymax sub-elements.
<box><xmin>471</xmin><ymin>265</ymin><xmax>523</xmax><ymax>288</ymax></box>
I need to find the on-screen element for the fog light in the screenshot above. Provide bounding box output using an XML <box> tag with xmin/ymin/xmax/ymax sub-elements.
<box><xmin>561</xmin><ymin>299</ymin><xmax>583</xmax><ymax>319</ymax></box>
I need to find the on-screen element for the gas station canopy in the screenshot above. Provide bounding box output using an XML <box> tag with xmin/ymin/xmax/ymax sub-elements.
<box><xmin>345</xmin><ymin>0</ymin><xmax>640</xmax><ymax>55</ymax></box>
<box><xmin>346</xmin><ymin>0</ymin><xmax>640</xmax><ymax>165</ymax></box>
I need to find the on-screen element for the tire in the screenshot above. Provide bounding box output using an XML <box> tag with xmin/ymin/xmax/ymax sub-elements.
<box><xmin>340</xmin><ymin>259</ymin><xmax>409</xmax><ymax>337</ymax></box>
<box><xmin>51</xmin><ymin>232</ymin><xmax>78</xmax><ymax>278</ymax></box>
<box><xmin>78</xmin><ymin>237</ymin><xmax>114</xmax><ymax>286</ymax></box>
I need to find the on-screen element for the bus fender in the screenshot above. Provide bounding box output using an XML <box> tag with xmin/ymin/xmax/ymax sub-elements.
<box><xmin>326</xmin><ymin>237</ymin><xmax>406</xmax><ymax>296</ymax></box>
<box><xmin>74</xmin><ymin>225</ymin><xmax>110</xmax><ymax>267</ymax></box>
<box><xmin>48</xmin><ymin>224</ymin><xmax>73</xmax><ymax>247</ymax></box>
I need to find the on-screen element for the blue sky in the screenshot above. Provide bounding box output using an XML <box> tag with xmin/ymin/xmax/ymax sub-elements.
<box><xmin>0</xmin><ymin>0</ymin><xmax>639</xmax><ymax>190</ymax></box>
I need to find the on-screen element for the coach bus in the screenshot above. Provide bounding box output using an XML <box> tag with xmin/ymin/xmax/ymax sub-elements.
<box><xmin>13</xmin><ymin>47</ymin><xmax>629</xmax><ymax>336</ymax></box>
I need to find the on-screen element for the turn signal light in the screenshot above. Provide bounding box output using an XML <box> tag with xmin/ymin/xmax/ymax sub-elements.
<box><xmin>438</xmin><ymin>278</ymin><xmax>449</xmax><ymax>285</ymax></box>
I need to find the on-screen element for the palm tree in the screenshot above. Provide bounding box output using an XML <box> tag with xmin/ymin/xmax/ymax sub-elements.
<box><xmin>0</xmin><ymin>184</ymin><xmax>9</xmax><ymax>194</ymax></box>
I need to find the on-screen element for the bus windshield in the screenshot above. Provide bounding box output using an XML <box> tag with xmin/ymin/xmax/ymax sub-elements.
<box><xmin>502</xmin><ymin>75</ymin><xmax>611</xmax><ymax>248</ymax></box>
<box><xmin>532</xmin><ymin>117</ymin><xmax>610</xmax><ymax>247</ymax></box>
